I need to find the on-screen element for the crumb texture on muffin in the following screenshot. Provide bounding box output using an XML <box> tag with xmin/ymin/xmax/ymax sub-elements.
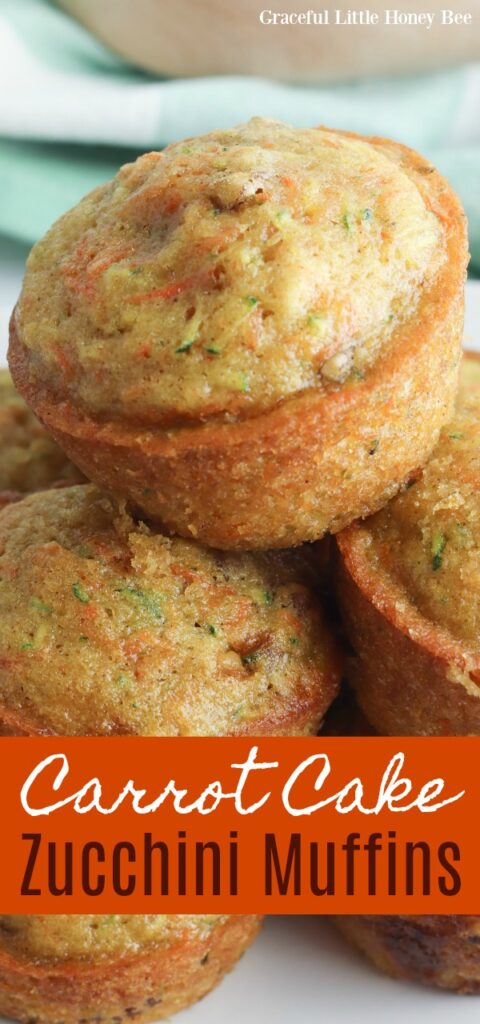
<box><xmin>0</xmin><ymin>915</ymin><xmax>221</xmax><ymax>962</ymax></box>
<box><xmin>0</xmin><ymin>914</ymin><xmax>261</xmax><ymax>1023</ymax></box>
<box><xmin>0</xmin><ymin>484</ymin><xmax>339</xmax><ymax>735</ymax></box>
<box><xmin>0</xmin><ymin>369</ymin><xmax>83</xmax><ymax>493</ymax></box>
<box><xmin>15</xmin><ymin>118</ymin><xmax>446</xmax><ymax>426</ymax></box>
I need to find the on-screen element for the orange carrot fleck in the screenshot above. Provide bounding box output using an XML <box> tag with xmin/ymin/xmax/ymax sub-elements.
<box><xmin>137</xmin><ymin>341</ymin><xmax>152</xmax><ymax>358</ymax></box>
<box><xmin>170</xmin><ymin>563</ymin><xmax>198</xmax><ymax>585</ymax></box>
<box><xmin>55</xmin><ymin>348</ymin><xmax>75</xmax><ymax>378</ymax></box>
<box><xmin>82</xmin><ymin>604</ymin><xmax>98</xmax><ymax>622</ymax></box>
<box><xmin>87</xmin><ymin>245</ymin><xmax>134</xmax><ymax>278</ymax></box>
<box><xmin>282</xmin><ymin>610</ymin><xmax>303</xmax><ymax>633</ymax></box>
<box><xmin>127</xmin><ymin>269</ymin><xmax>215</xmax><ymax>304</ymax></box>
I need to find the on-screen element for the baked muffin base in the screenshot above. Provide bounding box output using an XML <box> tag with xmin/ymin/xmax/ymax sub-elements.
<box><xmin>335</xmin><ymin>518</ymin><xmax>480</xmax><ymax>736</ymax></box>
<box><xmin>336</xmin><ymin>915</ymin><xmax>480</xmax><ymax>994</ymax></box>
<box><xmin>0</xmin><ymin>915</ymin><xmax>261</xmax><ymax>1024</ymax></box>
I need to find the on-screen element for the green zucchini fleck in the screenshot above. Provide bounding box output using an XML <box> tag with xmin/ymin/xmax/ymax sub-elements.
<box><xmin>30</xmin><ymin>597</ymin><xmax>53</xmax><ymax>615</ymax></box>
<box><xmin>72</xmin><ymin>582</ymin><xmax>90</xmax><ymax>604</ymax></box>
<box><xmin>342</xmin><ymin>212</ymin><xmax>352</xmax><ymax>231</ymax></box>
<box><xmin>176</xmin><ymin>339</ymin><xmax>194</xmax><ymax>354</ymax></box>
<box><xmin>431</xmin><ymin>532</ymin><xmax>446</xmax><ymax>571</ymax></box>
<box><xmin>118</xmin><ymin>586</ymin><xmax>164</xmax><ymax>620</ymax></box>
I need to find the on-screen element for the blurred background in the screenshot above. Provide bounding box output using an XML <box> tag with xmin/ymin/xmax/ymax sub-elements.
<box><xmin>1</xmin><ymin>0</ymin><xmax>480</xmax><ymax>347</ymax></box>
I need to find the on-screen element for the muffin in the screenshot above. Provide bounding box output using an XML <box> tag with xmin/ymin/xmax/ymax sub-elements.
<box><xmin>335</xmin><ymin>352</ymin><xmax>480</xmax><ymax>736</ymax></box>
<box><xmin>0</xmin><ymin>369</ymin><xmax>83</xmax><ymax>504</ymax></box>
<box><xmin>9</xmin><ymin>118</ymin><xmax>467</xmax><ymax>550</ymax></box>
<box><xmin>0</xmin><ymin>914</ymin><xmax>261</xmax><ymax>1023</ymax></box>
<box><xmin>0</xmin><ymin>483</ymin><xmax>340</xmax><ymax>735</ymax></box>
<box><xmin>336</xmin><ymin>915</ymin><xmax>480</xmax><ymax>994</ymax></box>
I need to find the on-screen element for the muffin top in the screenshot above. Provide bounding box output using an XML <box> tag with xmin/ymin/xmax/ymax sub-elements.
<box><xmin>361</xmin><ymin>355</ymin><xmax>480</xmax><ymax>651</ymax></box>
<box><xmin>0</xmin><ymin>369</ymin><xmax>83</xmax><ymax>493</ymax></box>
<box><xmin>15</xmin><ymin>118</ymin><xmax>445</xmax><ymax>427</ymax></box>
<box><xmin>0</xmin><ymin>914</ymin><xmax>222</xmax><ymax>962</ymax></box>
<box><xmin>0</xmin><ymin>485</ymin><xmax>337</xmax><ymax>735</ymax></box>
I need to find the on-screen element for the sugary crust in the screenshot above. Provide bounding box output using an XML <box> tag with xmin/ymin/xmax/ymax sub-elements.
<box><xmin>9</xmin><ymin>132</ymin><xmax>468</xmax><ymax>550</ymax></box>
<box><xmin>335</xmin><ymin>354</ymin><xmax>480</xmax><ymax>736</ymax></box>
<box><xmin>335</xmin><ymin>915</ymin><xmax>480</xmax><ymax>994</ymax></box>
<box><xmin>0</xmin><ymin>915</ymin><xmax>261</xmax><ymax>1024</ymax></box>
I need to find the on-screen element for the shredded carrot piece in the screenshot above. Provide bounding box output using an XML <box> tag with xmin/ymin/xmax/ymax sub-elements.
<box><xmin>82</xmin><ymin>604</ymin><xmax>98</xmax><ymax>622</ymax></box>
<box><xmin>170</xmin><ymin>564</ymin><xmax>199</xmax><ymax>585</ymax></box>
<box><xmin>127</xmin><ymin>270</ymin><xmax>215</xmax><ymax>304</ymax></box>
<box><xmin>424</xmin><ymin>196</ymin><xmax>452</xmax><ymax>226</ymax></box>
<box><xmin>55</xmin><ymin>348</ymin><xmax>75</xmax><ymax>378</ymax></box>
<box><xmin>198</xmin><ymin>226</ymin><xmax>242</xmax><ymax>253</ymax></box>
<box><xmin>282</xmin><ymin>610</ymin><xmax>303</xmax><ymax>633</ymax></box>
<box><xmin>87</xmin><ymin>245</ymin><xmax>134</xmax><ymax>278</ymax></box>
<box><xmin>124</xmin><ymin>630</ymin><xmax>153</xmax><ymax>656</ymax></box>
<box><xmin>319</xmin><ymin>138</ymin><xmax>341</xmax><ymax>149</ymax></box>
<box><xmin>137</xmin><ymin>342</ymin><xmax>152</xmax><ymax>358</ymax></box>
<box><xmin>62</xmin><ymin>239</ymin><xmax>96</xmax><ymax>298</ymax></box>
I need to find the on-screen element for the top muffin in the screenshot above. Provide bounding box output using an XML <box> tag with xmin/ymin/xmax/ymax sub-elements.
<box><xmin>15</xmin><ymin>118</ymin><xmax>445</xmax><ymax>426</ymax></box>
<box><xmin>361</xmin><ymin>356</ymin><xmax>480</xmax><ymax>651</ymax></box>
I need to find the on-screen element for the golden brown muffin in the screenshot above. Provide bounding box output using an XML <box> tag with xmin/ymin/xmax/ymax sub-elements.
<box><xmin>0</xmin><ymin>483</ymin><xmax>340</xmax><ymax>736</ymax></box>
<box><xmin>0</xmin><ymin>914</ymin><xmax>261</xmax><ymax>1023</ymax></box>
<box><xmin>0</xmin><ymin>368</ymin><xmax>83</xmax><ymax>503</ymax></box>
<box><xmin>336</xmin><ymin>352</ymin><xmax>480</xmax><ymax>736</ymax></box>
<box><xmin>335</xmin><ymin>915</ymin><xmax>480</xmax><ymax>994</ymax></box>
<box><xmin>9</xmin><ymin>118</ymin><xmax>467</xmax><ymax>549</ymax></box>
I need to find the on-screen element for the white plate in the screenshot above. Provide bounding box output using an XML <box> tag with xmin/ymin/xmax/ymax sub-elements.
<box><xmin>1</xmin><ymin>237</ymin><xmax>480</xmax><ymax>1022</ymax></box>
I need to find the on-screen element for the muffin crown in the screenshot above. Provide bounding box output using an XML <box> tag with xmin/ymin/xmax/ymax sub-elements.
<box><xmin>0</xmin><ymin>914</ymin><xmax>222</xmax><ymax>962</ymax></box>
<box><xmin>0</xmin><ymin>484</ymin><xmax>337</xmax><ymax>735</ymax></box>
<box><xmin>15</xmin><ymin>118</ymin><xmax>445</xmax><ymax>426</ymax></box>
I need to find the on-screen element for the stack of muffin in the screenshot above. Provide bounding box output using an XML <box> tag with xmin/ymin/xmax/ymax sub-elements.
<box><xmin>0</xmin><ymin>117</ymin><xmax>474</xmax><ymax>1019</ymax></box>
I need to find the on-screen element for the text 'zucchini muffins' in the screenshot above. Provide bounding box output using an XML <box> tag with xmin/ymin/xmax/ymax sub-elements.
<box><xmin>9</xmin><ymin>118</ymin><xmax>468</xmax><ymax>548</ymax></box>
<box><xmin>0</xmin><ymin>914</ymin><xmax>261</xmax><ymax>1023</ymax></box>
<box><xmin>0</xmin><ymin>369</ymin><xmax>83</xmax><ymax>506</ymax></box>
<box><xmin>336</xmin><ymin>353</ymin><xmax>480</xmax><ymax>736</ymax></box>
<box><xmin>0</xmin><ymin>484</ymin><xmax>340</xmax><ymax>736</ymax></box>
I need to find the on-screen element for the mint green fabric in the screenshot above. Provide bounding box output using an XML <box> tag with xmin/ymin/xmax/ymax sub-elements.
<box><xmin>1</xmin><ymin>0</ymin><xmax>479</xmax><ymax>272</ymax></box>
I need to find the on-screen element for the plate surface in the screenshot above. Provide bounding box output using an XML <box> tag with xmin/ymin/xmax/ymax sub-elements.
<box><xmin>1</xmin><ymin>237</ymin><xmax>480</xmax><ymax>1022</ymax></box>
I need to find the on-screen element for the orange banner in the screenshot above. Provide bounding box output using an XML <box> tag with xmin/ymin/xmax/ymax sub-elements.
<box><xmin>0</xmin><ymin>737</ymin><xmax>477</xmax><ymax>913</ymax></box>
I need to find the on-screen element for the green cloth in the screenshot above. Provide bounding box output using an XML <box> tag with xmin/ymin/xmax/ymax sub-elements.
<box><xmin>1</xmin><ymin>0</ymin><xmax>479</xmax><ymax>272</ymax></box>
